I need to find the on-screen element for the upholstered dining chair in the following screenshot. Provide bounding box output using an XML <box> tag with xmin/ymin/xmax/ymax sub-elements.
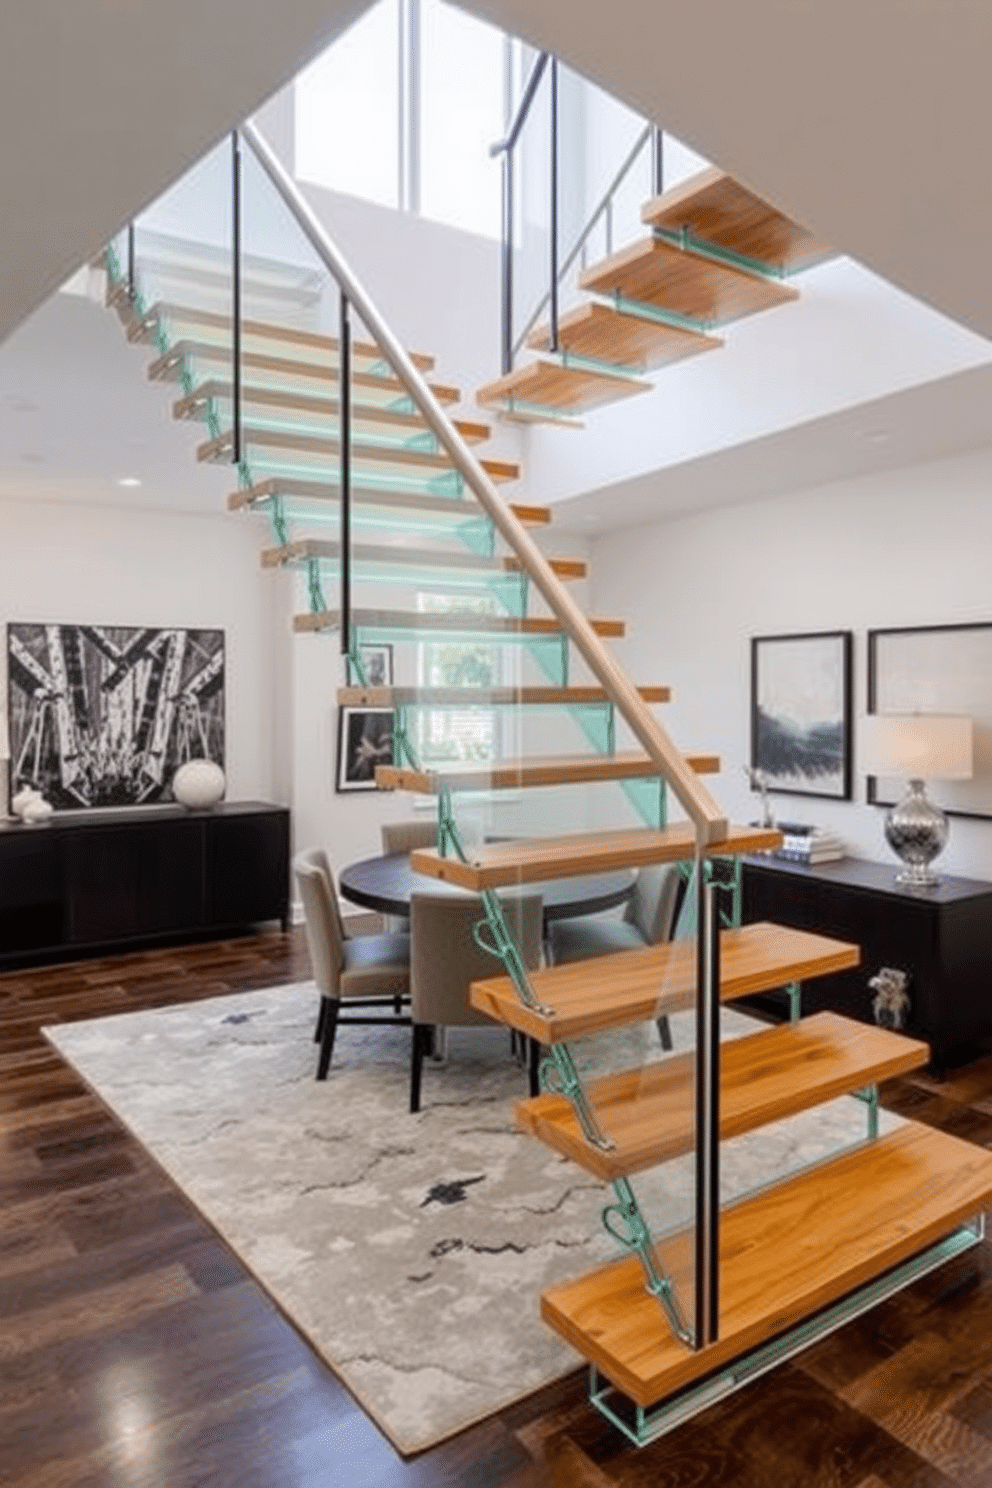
<box><xmin>294</xmin><ymin>848</ymin><xmax>411</xmax><ymax>1080</ymax></box>
<box><xmin>381</xmin><ymin>819</ymin><xmax>438</xmax><ymax>854</ymax></box>
<box><xmin>408</xmin><ymin>890</ymin><xmax>543</xmax><ymax>1113</ymax></box>
<box><xmin>546</xmin><ymin>864</ymin><xmax>681</xmax><ymax>1049</ymax></box>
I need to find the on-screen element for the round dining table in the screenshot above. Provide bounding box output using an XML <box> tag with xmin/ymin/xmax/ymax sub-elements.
<box><xmin>339</xmin><ymin>850</ymin><xmax>634</xmax><ymax>924</ymax></box>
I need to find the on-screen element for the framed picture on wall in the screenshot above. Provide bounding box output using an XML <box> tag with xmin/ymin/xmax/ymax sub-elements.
<box><xmin>336</xmin><ymin>706</ymin><xmax>395</xmax><ymax>792</ymax></box>
<box><xmin>357</xmin><ymin>642</ymin><xmax>393</xmax><ymax>688</ymax></box>
<box><xmin>750</xmin><ymin>630</ymin><xmax>853</xmax><ymax>800</ymax></box>
<box><xmin>867</xmin><ymin>621</ymin><xmax>992</xmax><ymax>819</ymax></box>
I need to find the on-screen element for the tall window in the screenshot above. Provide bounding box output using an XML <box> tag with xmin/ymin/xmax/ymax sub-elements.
<box><xmin>415</xmin><ymin>593</ymin><xmax>499</xmax><ymax>764</ymax></box>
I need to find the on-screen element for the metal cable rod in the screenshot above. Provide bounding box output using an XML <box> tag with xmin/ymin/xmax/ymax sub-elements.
<box><xmin>490</xmin><ymin>50</ymin><xmax>549</xmax><ymax>156</ymax></box>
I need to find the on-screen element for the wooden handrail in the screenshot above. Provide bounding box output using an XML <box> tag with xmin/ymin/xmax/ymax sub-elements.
<box><xmin>241</xmin><ymin>121</ymin><xmax>729</xmax><ymax>844</ymax></box>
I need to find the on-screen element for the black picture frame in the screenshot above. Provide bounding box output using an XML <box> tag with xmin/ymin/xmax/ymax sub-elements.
<box><xmin>750</xmin><ymin>630</ymin><xmax>853</xmax><ymax>800</ymax></box>
<box><xmin>357</xmin><ymin>642</ymin><xmax>394</xmax><ymax>688</ymax></box>
<box><xmin>867</xmin><ymin>620</ymin><xmax>992</xmax><ymax>820</ymax></box>
<box><xmin>336</xmin><ymin>706</ymin><xmax>395</xmax><ymax>793</ymax></box>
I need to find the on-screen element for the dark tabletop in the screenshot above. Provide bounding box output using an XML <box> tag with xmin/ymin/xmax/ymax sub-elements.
<box><xmin>743</xmin><ymin>853</ymin><xmax>992</xmax><ymax>905</ymax></box>
<box><xmin>339</xmin><ymin>851</ymin><xmax>635</xmax><ymax>922</ymax></box>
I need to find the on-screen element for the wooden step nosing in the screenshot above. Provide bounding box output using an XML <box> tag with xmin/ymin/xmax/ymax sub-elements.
<box><xmin>335</xmin><ymin>685</ymin><xmax>671</xmax><ymax>707</ymax></box>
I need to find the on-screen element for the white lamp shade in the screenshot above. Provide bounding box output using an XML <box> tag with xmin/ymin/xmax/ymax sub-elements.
<box><xmin>862</xmin><ymin>714</ymin><xmax>973</xmax><ymax>781</ymax></box>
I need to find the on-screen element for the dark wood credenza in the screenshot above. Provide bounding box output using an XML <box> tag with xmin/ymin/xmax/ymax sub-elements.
<box><xmin>742</xmin><ymin>855</ymin><xmax>992</xmax><ymax>1073</ymax></box>
<box><xmin>0</xmin><ymin>800</ymin><xmax>290</xmax><ymax>968</ymax></box>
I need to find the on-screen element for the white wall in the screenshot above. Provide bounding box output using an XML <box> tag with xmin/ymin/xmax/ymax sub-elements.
<box><xmin>589</xmin><ymin>443</ymin><xmax>992</xmax><ymax>881</ymax></box>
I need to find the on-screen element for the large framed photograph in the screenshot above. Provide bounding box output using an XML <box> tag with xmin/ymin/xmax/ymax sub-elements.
<box><xmin>357</xmin><ymin>642</ymin><xmax>393</xmax><ymax>688</ymax></box>
<box><xmin>336</xmin><ymin>706</ymin><xmax>395</xmax><ymax>792</ymax></box>
<box><xmin>867</xmin><ymin>621</ymin><xmax>992</xmax><ymax>819</ymax></box>
<box><xmin>750</xmin><ymin>630</ymin><xmax>853</xmax><ymax>800</ymax></box>
<box><xmin>7</xmin><ymin>622</ymin><xmax>224</xmax><ymax>809</ymax></box>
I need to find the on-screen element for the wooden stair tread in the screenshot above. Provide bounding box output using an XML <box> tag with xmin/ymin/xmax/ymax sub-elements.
<box><xmin>295</xmin><ymin>609</ymin><xmax>624</xmax><ymax>638</ymax></box>
<box><xmin>542</xmin><ymin>1121</ymin><xmax>992</xmax><ymax>1406</ymax></box>
<box><xmin>228</xmin><ymin>478</ymin><xmax>551</xmax><ymax>526</ymax></box>
<box><xmin>470</xmin><ymin>920</ymin><xmax>857</xmax><ymax>1043</ymax></box>
<box><xmin>527</xmin><ymin>301</ymin><xmax>722</xmax><ymax>372</ymax></box>
<box><xmin>641</xmin><ymin>167</ymin><xmax>835</xmax><ymax>273</ymax></box>
<box><xmin>148</xmin><ymin>341</ymin><xmax>460</xmax><ymax>404</ymax></box>
<box><xmin>337</xmin><ymin>684</ymin><xmax>671</xmax><ymax>707</ymax></box>
<box><xmin>262</xmin><ymin>539</ymin><xmax>584</xmax><ymax>579</ymax></box>
<box><xmin>127</xmin><ymin>299</ymin><xmax>436</xmax><ymax>371</ymax></box>
<box><xmin>517</xmin><ymin>1012</ymin><xmax>926</xmax><ymax>1180</ymax></box>
<box><xmin>579</xmin><ymin>235</ymin><xmax>798</xmax><ymax>326</ymax></box>
<box><xmin>377</xmin><ymin>750</ymin><xmax>719</xmax><ymax>793</ymax></box>
<box><xmin>174</xmin><ymin>382</ymin><xmax>491</xmax><ymax>442</ymax></box>
<box><xmin>477</xmin><ymin>359</ymin><xmax>651</xmax><ymax>415</ymax></box>
<box><xmin>199</xmin><ymin>425</ymin><xmax>519</xmax><ymax>484</ymax></box>
<box><xmin>412</xmin><ymin>824</ymin><xmax>780</xmax><ymax>892</ymax></box>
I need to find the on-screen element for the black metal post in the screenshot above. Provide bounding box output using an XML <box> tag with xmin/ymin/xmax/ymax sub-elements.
<box><xmin>501</xmin><ymin>152</ymin><xmax>513</xmax><ymax>375</ymax></box>
<box><xmin>127</xmin><ymin>223</ymin><xmax>136</xmax><ymax>303</ymax></box>
<box><xmin>231</xmin><ymin>131</ymin><xmax>243</xmax><ymax>467</ymax></box>
<box><xmin>549</xmin><ymin>58</ymin><xmax>559</xmax><ymax>354</ymax></box>
<box><xmin>339</xmin><ymin>291</ymin><xmax>352</xmax><ymax>655</ymax></box>
<box><xmin>652</xmin><ymin>125</ymin><xmax>664</xmax><ymax>197</ymax></box>
<box><xmin>694</xmin><ymin>870</ymin><xmax>720</xmax><ymax>1347</ymax></box>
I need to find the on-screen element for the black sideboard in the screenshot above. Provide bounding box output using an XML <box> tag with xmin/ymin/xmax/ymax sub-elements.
<box><xmin>742</xmin><ymin>855</ymin><xmax>992</xmax><ymax>1073</ymax></box>
<box><xmin>0</xmin><ymin>801</ymin><xmax>290</xmax><ymax>968</ymax></box>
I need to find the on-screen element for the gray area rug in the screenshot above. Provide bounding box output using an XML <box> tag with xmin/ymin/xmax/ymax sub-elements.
<box><xmin>46</xmin><ymin>988</ymin><xmax>899</xmax><ymax>1455</ymax></box>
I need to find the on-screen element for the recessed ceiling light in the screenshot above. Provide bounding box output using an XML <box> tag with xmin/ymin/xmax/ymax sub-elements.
<box><xmin>117</xmin><ymin>476</ymin><xmax>142</xmax><ymax>488</ymax></box>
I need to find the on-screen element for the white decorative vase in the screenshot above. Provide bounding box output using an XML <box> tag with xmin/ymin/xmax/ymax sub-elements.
<box><xmin>11</xmin><ymin>786</ymin><xmax>44</xmax><ymax>820</ymax></box>
<box><xmin>21</xmin><ymin>797</ymin><xmax>53</xmax><ymax>824</ymax></box>
<box><xmin>172</xmin><ymin>759</ymin><xmax>226</xmax><ymax>810</ymax></box>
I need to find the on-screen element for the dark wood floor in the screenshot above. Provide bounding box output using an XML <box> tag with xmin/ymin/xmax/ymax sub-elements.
<box><xmin>6</xmin><ymin>931</ymin><xmax>992</xmax><ymax>1486</ymax></box>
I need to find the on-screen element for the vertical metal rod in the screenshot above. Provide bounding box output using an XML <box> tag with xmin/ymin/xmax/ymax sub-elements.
<box><xmin>127</xmin><ymin>223</ymin><xmax>136</xmax><ymax>302</ymax></box>
<box><xmin>231</xmin><ymin>131</ymin><xmax>243</xmax><ymax>467</ymax></box>
<box><xmin>501</xmin><ymin>152</ymin><xmax>513</xmax><ymax>375</ymax></box>
<box><xmin>694</xmin><ymin>866</ymin><xmax>720</xmax><ymax>1347</ymax></box>
<box><xmin>339</xmin><ymin>291</ymin><xmax>352</xmax><ymax>656</ymax></box>
<box><xmin>548</xmin><ymin>57</ymin><xmax>559</xmax><ymax>354</ymax></box>
<box><xmin>605</xmin><ymin>199</ymin><xmax>613</xmax><ymax>257</ymax></box>
<box><xmin>652</xmin><ymin>125</ymin><xmax>664</xmax><ymax>196</ymax></box>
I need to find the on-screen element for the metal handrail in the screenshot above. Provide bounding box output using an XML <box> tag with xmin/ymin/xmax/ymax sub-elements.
<box><xmin>490</xmin><ymin>50</ymin><xmax>549</xmax><ymax>157</ymax></box>
<box><xmin>239</xmin><ymin>119</ymin><xmax>727</xmax><ymax>840</ymax></box>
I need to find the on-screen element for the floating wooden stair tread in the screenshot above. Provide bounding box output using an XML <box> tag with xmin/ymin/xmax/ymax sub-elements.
<box><xmin>527</xmin><ymin>302</ymin><xmax>722</xmax><ymax>372</ymax></box>
<box><xmin>295</xmin><ymin>609</ymin><xmax>624</xmax><ymax>638</ymax></box>
<box><xmin>542</xmin><ymin>1121</ymin><xmax>992</xmax><ymax>1407</ymax></box>
<box><xmin>127</xmin><ymin>300</ymin><xmax>437</xmax><ymax>371</ymax></box>
<box><xmin>199</xmin><ymin>425</ymin><xmax>519</xmax><ymax>484</ymax></box>
<box><xmin>641</xmin><ymin>167</ymin><xmax>834</xmax><ymax>274</ymax></box>
<box><xmin>470</xmin><ymin>920</ymin><xmax>856</xmax><ymax>1043</ymax></box>
<box><xmin>477</xmin><ymin>359</ymin><xmax>651</xmax><ymax>416</ymax></box>
<box><xmin>228</xmin><ymin>478</ymin><xmax>551</xmax><ymax>526</ymax></box>
<box><xmin>413</xmin><ymin>824</ymin><xmax>779</xmax><ymax>892</ymax></box>
<box><xmin>338</xmin><ymin>684</ymin><xmax>671</xmax><ymax>708</ymax></box>
<box><xmin>580</xmin><ymin>235</ymin><xmax>798</xmax><ymax>327</ymax></box>
<box><xmin>377</xmin><ymin>750</ymin><xmax>719</xmax><ymax>794</ymax></box>
<box><xmin>518</xmin><ymin>1012</ymin><xmax>926</xmax><ymax>1181</ymax></box>
<box><xmin>262</xmin><ymin>538</ymin><xmax>584</xmax><ymax>579</ymax></box>
<box><xmin>148</xmin><ymin>341</ymin><xmax>460</xmax><ymax>404</ymax></box>
<box><xmin>174</xmin><ymin>381</ymin><xmax>491</xmax><ymax>443</ymax></box>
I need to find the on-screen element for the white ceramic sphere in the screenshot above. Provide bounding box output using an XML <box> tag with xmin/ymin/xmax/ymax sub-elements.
<box><xmin>172</xmin><ymin>759</ymin><xmax>226</xmax><ymax>809</ymax></box>
<box><xmin>11</xmin><ymin>786</ymin><xmax>42</xmax><ymax>819</ymax></box>
<box><xmin>22</xmin><ymin>797</ymin><xmax>53</xmax><ymax>824</ymax></box>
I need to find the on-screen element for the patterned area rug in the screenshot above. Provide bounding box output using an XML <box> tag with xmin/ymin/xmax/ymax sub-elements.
<box><xmin>46</xmin><ymin>987</ymin><xmax>899</xmax><ymax>1455</ymax></box>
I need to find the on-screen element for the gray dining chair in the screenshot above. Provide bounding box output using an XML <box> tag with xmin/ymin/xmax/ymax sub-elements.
<box><xmin>546</xmin><ymin>864</ymin><xmax>681</xmax><ymax>1049</ymax></box>
<box><xmin>380</xmin><ymin>820</ymin><xmax>439</xmax><ymax>932</ymax></box>
<box><xmin>408</xmin><ymin>890</ymin><xmax>543</xmax><ymax>1112</ymax></box>
<box><xmin>294</xmin><ymin>848</ymin><xmax>411</xmax><ymax>1080</ymax></box>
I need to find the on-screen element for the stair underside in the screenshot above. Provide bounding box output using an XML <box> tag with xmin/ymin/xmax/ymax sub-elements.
<box><xmin>174</xmin><ymin>382</ymin><xmax>490</xmax><ymax>443</ymax></box>
<box><xmin>527</xmin><ymin>301</ymin><xmax>723</xmax><ymax>372</ymax></box>
<box><xmin>470</xmin><ymin>920</ymin><xmax>857</xmax><ymax>1043</ymax></box>
<box><xmin>641</xmin><ymin>167</ymin><xmax>834</xmax><ymax>273</ymax></box>
<box><xmin>262</xmin><ymin>538</ymin><xmax>584</xmax><ymax>579</ymax></box>
<box><xmin>542</xmin><ymin>1121</ymin><xmax>992</xmax><ymax>1407</ymax></box>
<box><xmin>518</xmin><ymin>1012</ymin><xmax>927</xmax><ymax>1181</ymax></box>
<box><xmin>295</xmin><ymin>609</ymin><xmax>624</xmax><ymax>638</ymax></box>
<box><xmin>580</xmin><ymin>236</ymin><xmax>799</xmax><ymax>325</ymax></box>
<box><xmin>200</xmin><ymin>426</ymin><xmax>519</xmax><ymax>484</ymax></box>
<box><xmin>411</xmin><ymin>824</ymin><xmax>780</xmax><ymax>892</ymax></box>
<box><xmin>376</xmin><ymin>749</ymin><xmax>719</xmax><ymax>793</ymax></box>
<box><xmin>337</xmin><ymin>684</ymin><xmax>671</xmax><ymax>707</ymax></box>
<box><xmin>477</xmin><ymin>359</ymin><xmax>651</xmax><ymax>415</ymax></box>
<box><xmin>228</xmin><ymin>478</ymin><xmax>551</xmax><ymax>527</ymax></box>
<box><xmin>149</xmin><ymin>341</ymin><xmax>460</xmax><ymax>404</ymax></box>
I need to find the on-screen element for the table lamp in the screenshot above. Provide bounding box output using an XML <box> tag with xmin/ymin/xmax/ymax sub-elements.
<box><xmin>862</xmin><ymin>714</ymin><xmax>973</xmax><ymax>885</ymax></box>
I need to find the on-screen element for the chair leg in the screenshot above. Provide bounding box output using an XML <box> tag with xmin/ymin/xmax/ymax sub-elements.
<box><xmin>316</xmin><ymin>999</ymin><xmax>341</xmax><ymax>1080</ymax></box>
<box><xmin>657</xmin><ymin>1013</ymin><xmax>673</xmax><ymax>1052</ymax></box>
<box><xmin>410</xmin><ymin>1023</ymin><xmax>431</xmax><ymax>1113</ymax></box>
<box><xmin>528</xmin><ymin>1037</ymin><xmax>542</xmax><ymax>1098</ymax></box>
<box><xmin>314</xmin><ymin>999</ymin><xmax>327</xmax><ymax>1045</ymax></box>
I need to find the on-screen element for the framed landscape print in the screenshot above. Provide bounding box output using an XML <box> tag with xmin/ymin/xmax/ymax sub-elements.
<box><xmin>867</xmin><ymin>621</ymin><xmax>992</xmax><ymax>819</ymax></box>
<box><xmin>7</xmin><ymin>622</ymin><xmax>224</xmax><ymax>809</ymax></box>
<box><xmin>750</xmin><ymin>630</ymin><xmax>853</xmax><ymax>799</ymax></box>
<box><xmin>336</xmin><ymin>706</ymin><xmax>395</xmax><ymax>792</ymax></box>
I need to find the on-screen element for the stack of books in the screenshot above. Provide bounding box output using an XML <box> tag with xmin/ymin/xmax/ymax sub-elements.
<box><xmin>772</xmin><ymin>821</ymin><xmax>846</xmax><ymax>864</ymax></box>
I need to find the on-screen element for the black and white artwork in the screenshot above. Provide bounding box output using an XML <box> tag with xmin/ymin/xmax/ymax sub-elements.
<box><xmin>750</xmin><ymin>630</ymin><xmax>852</xmax><ymax>800</ymax></box>
<box><xmin>337</xmin><ymin>706</ymin><xmax>394</xmax><ymax>792</ymax></box>
<box><xmin>7</xmin><ymin>623</ymin><xmax>224</xmax><ymax>809</ymax></box>
<box><xmin>358</xmin><ymin>643</ymin><xmax>393</xmax><ymax>688</ymax></box>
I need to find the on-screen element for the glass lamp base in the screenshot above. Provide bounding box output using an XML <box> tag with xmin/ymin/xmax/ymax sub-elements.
<box><xmin>885</xmin><ymin>779</ymin><xmax>948</xmax><ymax>888</ymax></box>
